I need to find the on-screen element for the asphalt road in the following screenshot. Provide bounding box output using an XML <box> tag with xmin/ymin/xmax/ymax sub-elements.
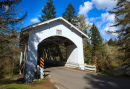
<box><xmin>44</xmin><ymin>64</ymin><xmax>130</xmax><ymax>89</ymax></box>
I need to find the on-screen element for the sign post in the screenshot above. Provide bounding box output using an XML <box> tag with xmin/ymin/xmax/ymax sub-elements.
<box><xmin>95</xmin><ymin>55</ymin><xmax>97</xmax><ymax>66</ymax></box>
<box><xmin>94</xmin><ymin>55</ymin><xmax>97</xmax><ymax>72</ymax></box>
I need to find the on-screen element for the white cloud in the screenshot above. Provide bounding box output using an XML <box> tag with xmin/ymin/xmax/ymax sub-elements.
<box><xmin>96</xmin><ymin>22</ymin><xmax>103</xmax><ymax>28</ymax></box>
<box><xmin>78</xmin><ymin>1</ymin><xmax>93</xmax><ymax>16</ymax></box>
<box><xmin>89</xmin><ymin>17</ymin><xmax>95</xmax><ymax>22</ymax></box>
<box><xmin>89</xmin><ymin>17</ymin><xmax>101</xmax><ymax>22</ymax></box>
<box><xmin>38</xmin><ymin>15</ymin><xmax>41</xmax><ymax>17</ymax></box>
<box><xmin>92</xmin><ymin>0</ymin><xmax>117</xmax><ymax>11</ymax></box>
<box><xmin>101</xmin><ymin>22</ymin><xmax>118</xmax><ymax>37</ymax></box>
<box><xmin>101</xmin><ymin>12</ymin><xmax>115</xmax><ymax>22</ymax></box>
<box><xmin>101</xmin><ymin>13</ymin><xmax>109</xmax><ymax>22</ymax></box>
<box><xmin>89</xmin><ymin>12</ymin><xmax>115</xmax><ymax>28</ymax></box>
<box><xmin>107</xmin><ymin>14</ymin><xmax>115</xmax><ymax>22</ymax></box>
<box><xmin>31</xmin><ymin>18</ymin><xmax>40</xmax><ymax>23</ymax></box>
<box><xmin>78</xmin><ymin>0</ymin><xmax>118</xmax><ymax>40</ymax></box>
<box><xmin>89</xmin><ymin>13</ymin><xmax>117</xmax><ymax>38</ymax></box>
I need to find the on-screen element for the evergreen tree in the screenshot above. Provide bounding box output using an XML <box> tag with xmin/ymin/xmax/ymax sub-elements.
<box><xmin>109</xmin><ymin>0</ymin><xmax>130</xmax><ymax>60</ymax></box>
<box><xmin>39</xmin><ymin>0</ymin><xmax>56</xmax><ymax>21</ymax></box>
<box><xmin>83</xmin><ymin>38</ymin><xmax>93</xmax><ymax>64</ymax></box>
<box><xmin>108</xmin><ymin>38</ymin><xmax>114</xmax><ymax>46</ymax></box>
<box><xmin>62</xmin><ymin>3</ymin><xmax>77</xmax><ymax>26</ymax></box>
<box><xmin>0</xmin><ymin>0</ymin><xmax>27</xmax><ymax>76</ymax></box>
<box><xmin>114</xmin><ymin>38</ymin><xmax>117</xmax><ymax>45</ymax></box>
<box><xmin>108</xmin><ymin>38</ymin><xmax>118</xmax><ymax>46</ymax></box>
<box><xmin>89</xmin><ymin>24</ymin><xmax>103</xmax><ymax>56</ymax></box>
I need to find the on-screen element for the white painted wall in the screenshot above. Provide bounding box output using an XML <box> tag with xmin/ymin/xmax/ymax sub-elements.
<box><xmin>25</xmin><ymin>20</ymin><xmax>84</xmax><ymax>82</ymax></box>
<box><xmin>66</xmin><ymin>45</ymin><xmax>78</xmax><ymax>63</ymax></box>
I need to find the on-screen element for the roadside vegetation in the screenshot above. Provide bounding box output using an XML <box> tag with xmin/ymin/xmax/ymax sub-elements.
<box><xmin>0</xmin><ymin>0</ymin><xmax>27</xmax><ymax>79</ymax></box>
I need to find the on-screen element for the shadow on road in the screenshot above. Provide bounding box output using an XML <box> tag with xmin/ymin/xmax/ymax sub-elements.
<box><xmin>44</xmin><ymin>62</ymin><xmax>64</xmax><ymax>77</ymax></box>
<box><xmin>84</xmin><ymin>73</ymin><xmax>130</xmax><ymax>89</ymax></box>
<box><xmin>44</xmin><ymin>62</ymin><xmax>64</xmax><ymax>69</ymax></box>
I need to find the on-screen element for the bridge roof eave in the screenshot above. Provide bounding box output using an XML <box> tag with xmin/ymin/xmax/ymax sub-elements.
<box><xmin>21</xmin><ymin>17</ymin><xmax>89</xmax><ymax>39</ymax></box>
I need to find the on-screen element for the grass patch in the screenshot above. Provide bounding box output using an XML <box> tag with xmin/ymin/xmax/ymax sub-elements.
<box><xmin>0</xmin><ymin>75</ymin><xmax>55</xmax><ymax>89</ymax></box>
<box><xmin>0</xmin><ymin>83</ymin><xmax>36</xmax><ymax>89</ymax></box>
<box><xmin>4</xmin><ymin>74</ymin><xmax>19</xmax><ymax>79</ymax></box>
<box><xmin>97</xmin><ymin>72</ymin><xmax>130</xmax><ymax>79</ymax></box>
<box><xmin>33</xmin><ymin>78</ymin><xmax>46</xmax><ymax>82</ymax></box>
<box><xmin>97</xmin><ymin>72</ymin><xmax>113</xmax><ymax>76</ymax></box>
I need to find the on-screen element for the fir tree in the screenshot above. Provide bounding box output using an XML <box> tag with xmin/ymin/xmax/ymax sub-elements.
<box><xmin>89</xmin><ymin>24</ymin><xmax>103</xmax><ymax>56</ymax></box>
<box><xmin>108</xmin><ymin>38</ymin><xmax>117</xmax><ymax>46</ymax></box>
<box><xmin>108</xmin><ymin>38</ymin><xmax>114</xmax><ymax>46</ymax></box>
<box><xmin>62</xmin><ymin>3</ymin><xmax>77</xmax><ymax>26</ymax></box>
<box><xmin>109</xmin><ymin>0</ymin><xmax>130</xmax><ymax>60</ymax></box>
<box><xmin>83</xmin><ymin>38</ymin><xmax>93</xmax><ymax>64</ymax></box>
<box><xmin>39</xmin><ymin>0</ymin><xmax>56</xmax><ymax>21</ymax></box>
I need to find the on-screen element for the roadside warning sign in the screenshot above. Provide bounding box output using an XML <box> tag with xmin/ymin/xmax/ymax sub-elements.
<box><xmin>40</xmin><ymin>57</ymin><xmax>44</xmax><ymax>68</ymax></box>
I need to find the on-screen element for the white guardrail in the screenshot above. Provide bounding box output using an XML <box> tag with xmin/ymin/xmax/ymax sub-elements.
<box><xmin>84</xmin><ymin>64</ymin><xmax>96</xmax><ymax>72</ymax></box>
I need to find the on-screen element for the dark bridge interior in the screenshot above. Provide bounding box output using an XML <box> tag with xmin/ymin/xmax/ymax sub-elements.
<box><xmin>38</xmin><ymin>36</ymin><xmax>74</xmax><ymax>47</ymax></box>
<box><xmin>37</xmin><ymin>36</ymin><xmax>75</xmax><ymax>67</ymax></box>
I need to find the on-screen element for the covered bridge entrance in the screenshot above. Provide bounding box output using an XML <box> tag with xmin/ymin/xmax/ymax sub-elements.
<box><xmin>20</xmin><ymin>17</ymin><xmax>88</xmax><ymax>82</ymax></box>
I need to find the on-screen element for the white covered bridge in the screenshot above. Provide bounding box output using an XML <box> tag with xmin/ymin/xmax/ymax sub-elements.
<box><xmin>20</xmin><ymin>17</ymin><xmax>88</xmax><ymax>82</ymax></box>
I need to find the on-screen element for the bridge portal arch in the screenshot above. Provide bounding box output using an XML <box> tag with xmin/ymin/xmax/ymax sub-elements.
<box><xmin>20</xmin><ymin>17</ymin><xmax>88</xmax><ymax>82</ymax></box>
<box><xmin>37</xmin><ymin>36</ymin><xmax>77</xmax><ymax>66</ymax></box>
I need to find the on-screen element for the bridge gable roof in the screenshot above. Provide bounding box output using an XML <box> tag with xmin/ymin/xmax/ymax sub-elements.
<box><xmin>22</xmin><ymin>17</ymin><xmax>88</xmax><ymax>38</ymax></box>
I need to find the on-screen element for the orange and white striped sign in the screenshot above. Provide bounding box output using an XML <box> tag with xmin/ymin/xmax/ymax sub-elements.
<box><xmin>40</xmin><ymin>57</ymin><xmax>44</xmax><ymax>68</ymax></box>
<box><xmin>95</xmin><ymin>58</ymin><xmax>97</xmax><ymax>66</ymax></box>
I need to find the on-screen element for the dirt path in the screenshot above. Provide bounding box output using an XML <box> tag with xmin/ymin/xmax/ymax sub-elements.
<box><xmin>30</xmin><ymin>77</ymin><xmax>57</xmax><ymax>89</ymax></box>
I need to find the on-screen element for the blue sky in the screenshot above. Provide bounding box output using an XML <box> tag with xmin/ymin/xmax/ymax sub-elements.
<box><xmin>20</xmin><ymin>0</ymin><xmax>118</xmax><ymax>40</ymax></box>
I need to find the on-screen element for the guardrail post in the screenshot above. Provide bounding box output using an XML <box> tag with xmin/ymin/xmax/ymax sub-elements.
<box><xmin>84</xmin><ymin>64</ymin><xmax>96</xmax><ymax>72</ymax></box>
<box><xmin>40</xmin><ymin>67</ymin><xmax>44</xmax><ymax>79</ymax></box>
